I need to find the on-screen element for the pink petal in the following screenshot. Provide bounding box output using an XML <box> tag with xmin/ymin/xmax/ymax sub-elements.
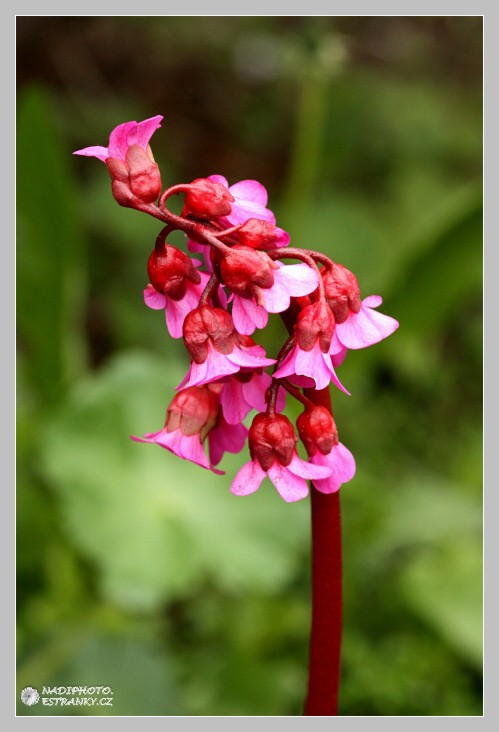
<box><xmin>336</xmin><ymin>299</ymin><xmax>399</xmax><ymax>350</ymax></box>
<box><xmin>241</xmin><ymin>371</ymin><xmax>270</xmax><ymax>413</ymax></box>
<box><xmin>144</xmin><ymin>284</ymin><xmax>166</xmax><ymax>310</ymax></box>
<box><xmin>208</xmin><ymin>417</ymin><xmax>248</xmax><ymax>466</ymax></box>
<box><xmin>294</xmin><ymin>344</ymin><xmax>333</xmax><ymax>391</ymax></box>
<box><xmin>176</xmin><ymin>347</ymin><xmax>240</xmax><ymax>390</ymax></box>
<box><xmin>287</xmin><ymin>452</ymin><xmax>333</xmax><ymax>480</ymax></box>
<box><xmin>163</xmin><ymin>281</ymin><xmax>204</xmax><ymax>338</ymax></box>
<box><xmin>131</xmin><ymin>427</ymin><xmax>224</xmax><ymax>474</ymax></box>
<box><xmin>132</xmin><ymin>115</ymin><xmax>163</xmax><ymax>149</ymax></box>
<box><xmin>311</xmin><ymin>443</ymin><xmax>356</xmax><ymax>494</ymax></box>
<box><xmin>232</xmin><ymin>295</ymin><xmax>268</xmax><ymax>335</ymax></box>
<box><xmin>229</xmin><ymin>179</ymin><xmax>269</xmax><ymax>206</ymax></box>
<box><xmin>267</xmin><ymin>462</ymin><xmax>309</xmax><ymax>502</ymax></box>
<box><xmin>220</xmin><ymin>379</ymin><xmax>250</xmax><ymax>424</ymax></box>
<box><xmin>272</xmin><ymin>263</ymin><xmax>319</xmax><ymax>298</ymax></box>
<box><xmin>363</xmin><ymin>295</ymin><xmax>382</xmax><ymax>308</ymax></box>
<box><xmin>73</xmin><ymin>145</ymin><xmax>109</xmax><ymax>161</ymax></box>
<box><xmin>208</xmin><ymin>174</ymin><xmax>229</xmax><ymax>188</ymax></box>
<box><xmin>227</xmin><ymin>345</ymin><xmax>276</xmax><ymax>369</ymax></box>
<box><xmin>230</xmin><ymin>459</ymin><xmax>267</xmax><ymax>496</ymax></box>
<box><xmin>108</xmin><ymin>121</ymin><xmax>137</xmax><ymax>160</ymax></box>
<box><xmin>272</xmin><ymin>348</ymin><xmax>299</xmax><ymax>381</ymax></box>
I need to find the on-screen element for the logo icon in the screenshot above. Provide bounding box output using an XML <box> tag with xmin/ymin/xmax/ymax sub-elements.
<box><xmin>20</xmin><ymin>687</ymin><xmax>40</xmax><ymax>706</ymax></box>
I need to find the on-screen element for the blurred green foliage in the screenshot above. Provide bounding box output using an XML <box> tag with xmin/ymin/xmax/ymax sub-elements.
<box><xmin>16</xmin><ymin>17</ymin><xmax>482</xmax><ymax>716</ymax></box>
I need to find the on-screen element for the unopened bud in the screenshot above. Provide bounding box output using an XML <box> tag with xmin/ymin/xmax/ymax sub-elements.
<box><xmin>105</xmin><ymin>144</ymin><xmax>162</xmax><ymax>206</ymax></box>
<box><xmin>237</xmin><ymin>219</ymin><xmax>290</xmax><ymax>250</ymax></box>
<box><xmin>183</xmin><ymin>306</ymin><xmax>235</xmax><ymax>363</ymax></box>
<box><xmin>220</xmin><ymin>246</ymin><xmax>275</xmax><ymax>297</ymax></box>
<box><xmin>148</xmin><ymin>245</ymin><xmax>201</xmax><ymax>300</ymax></box>
<box><xmin>322</xmin><ymin>263</ymin><xmax>361</xmax><ymax>323</ymax></box>
<box><xmin>295</xmin><ymin>300</ymin><xmax>335</xmax><ymax>352</ymax></box>
<box><xmin>249</xmin><ymin>413</ymin><xmax>297</xmax><ymax>470</ymax></box>
<box><xmin>166</xmin><ymin>386</ymin><xmax>219</xmax><ymax>440</ymax></box>
<box><xmin>184</xmin><ymin>178</ymin><xmax>234</xmax><ymax>219</ymax></box>
<box><xmin>297</xmin><ymin>406</ymin><xmax>338</xmax><ymax>457</ymax></box>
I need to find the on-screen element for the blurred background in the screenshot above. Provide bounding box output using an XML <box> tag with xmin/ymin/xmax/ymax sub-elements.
<box><xmin>16</xmin><ymin>16</ymin><xmax>482</xmax><ymax>716</ymax></box>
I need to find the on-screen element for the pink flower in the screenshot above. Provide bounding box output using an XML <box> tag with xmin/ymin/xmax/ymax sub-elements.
<box><xmin>208</xmin><ymin>175</ymin><xmax>276</xmax><ymax>226</ymax></box>
<box><xmin>230</xmin><ymin>413</ymin><xmax>332</xmax><ymax>502</ymax></box>
<box><xmin>144</xmin><ymin>275</ymin><xmax>210</xmax><ymax>338</ymax></box>
<box><xmin>334</xmin><ymin>295</ymin><xmax>399</xmax><ymax>350</ymax></box>
<box><xmin>309</xmin><ymin>443</ymin><xmax>356</xmax><ymax>494</ymax></box>
<box><xmin>179</xmin><ymin>305</ymin><xmax>276</xmax><ymax>390</ymax></box>
<box><xmin>231</xmin><ymin>262</ymin><xmax>319</xmax><ymax>336</ymax></box>
<box><xmin>219</xmin><ymin>372</ymin><xmax>286</xmax><ymax>425</ymax></box>
<box><xmin>273</xmin><ymin>301</ymin><xmax>350</xmax><ymax>393</ymax></box>
<box><xmin>131</xmin><ymin>385</ymin><xmax>223</xmax><ymax>474</ymax></box>
<box><xmin>73</xmin><ymin>115</ymin><xmax>163</xmax><ymax>163</ymax></box>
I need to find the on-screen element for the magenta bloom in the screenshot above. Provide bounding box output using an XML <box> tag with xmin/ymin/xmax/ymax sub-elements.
<box><xmin>334</xmin><ymin>295</ymin><xmax>399</xmax><ymax>350</ymax></box>
<box><xmin>231</xmin><ymin>452</ymin><xmax>331</xmax><ymax>503</ymax></box>
<box><xmin>73</xmin><ymin>115</ymin><xmax>163</xmax><ymax>162</ymax></box>
<box><xmin>178</xmin><ymin>340</ymin><xmax>276</xmax><ymax>391</ymax></box>
<box><xmin>208</xmin><ymin>414</ymin><xmax>248</xmax><ymax>466</ymax></box>
<box><xmin>144</xmin><ymin>272</ymin><xmax>210</xmax><ymax>338</ymax></box>
<box><xmin>220</xmin><ymin>372</ymin><xmax>285</xmax><ymax>425</ymax></box>
<box><xmin>274</xmin><ymin>342</ymin><xmax>349</xmax><ymax>393</ymax></box>
<box><xmin>309</xmin><ymin>443</ymin><xmax>356</xmax><ymax>494</ymax></box>
<box><xmin>208</xmin><ymin>174</ymin><xmax>276</xmax><ymax>226</ymax></box>
<box><xmin>231</xmin><ymin>263</ymin><xmax>319</xmax><ymax>335</ymax></box>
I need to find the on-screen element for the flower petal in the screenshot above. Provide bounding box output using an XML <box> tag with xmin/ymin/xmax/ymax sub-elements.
<box><xmin>221</xmin><ymin>378</ymin><xmax>250</xmax><ymax>424</ymax></box>
<box><xmin>132</xmin><ymin>115</ymin><xmax>163</xmax><ymax>149</ymax></box>
<box><xmin>108</xmin><ymin>121</ymin><xmax>137</xmax><ymax>160</ymax></box>
<box><xmin>336</xmin><ymin>299</ymin><xmax>399</xmax><ymax>349</ymax></box>
<box><xmin>227</xmin><ymin>346</ymin><xmax>276</xmax><ymax>369</ymax></box>
<box><xmin>230</xmin><ymin>460</ymin><xmax>267</xmax><ymax>496</ymax></box>
<box><xmin>73</xmin><ymin>145</ymin><xmax>109</xmax><ymax>161</ymax></box>
<box><xmin>273</xmin><ymin>263</ymin><xmax>319</xmax><ymax>298</ymax></box>
<box><xmin>229</xmin><ymin>179</ymin><xmax>268</xmax><ymax>206</ymax></box>
<box><xmin>267</xmin><ymin>462</ymin><xmax>309</xmax><ymax>502</ymax></box>
<box><xmin>311</xmin><ymin>443</ymin><xmax>356</xmax><ymax>493</ymax></box>
<box><xmin>231</xmin><ymin>295</ymin><xmax>268</xmax><ymax>335</ymax></box>
<box><xmin>209</xmin><ymin>417</ymin><xmax>248</xmax><ymax>466</ymax></box>
<box><xmin>287</xmin><ymin>452</ymin><xmax>333</xmax><ymax>480</ymax></box>
<box><xmin>144</xmin><ymin>284</ymin><xmax>166</xmax><ymax>310</ymax></box>
<box><xmin>208</xmin><ymin>174</ymin><xmax>229</xmax><ymax>188</ymax></box>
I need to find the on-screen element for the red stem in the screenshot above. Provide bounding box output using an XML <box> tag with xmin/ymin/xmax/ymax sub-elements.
<box><xmin>303</xmin><ymin>385</ymin><xmax>342</xmax><ymax>716</ymax></box>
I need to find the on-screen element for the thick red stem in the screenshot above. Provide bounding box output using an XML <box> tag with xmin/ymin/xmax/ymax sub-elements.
<box><xmin>303</xmin><ymin>386</ymin><xmax>342</xmax><ymax>716</ymax></box>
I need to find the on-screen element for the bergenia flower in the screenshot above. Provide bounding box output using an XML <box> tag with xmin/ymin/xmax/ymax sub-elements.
<box><xmin>73</xmin><ymin>115</ymin><xmax>163</xmax><ymax>163</ymax></box>
<box><xmin>219</xmin><ymin>371</ymin><xmax>286</xmax><ymax>425</ymax></box>
<box><xmin>209</xmin><ymin>175</ymin><xmax>276</xmax><ymax>226</ymax></box>
<box><xmin>178</xmin><ymin>306</ymin><xmax>276</xmax><ymax>390</ymax></box>
<box><xmin>230</xmin><ymin>414</ymin><xmax>332</xmax><ymax>503</ymax></box>
<box><xmin>131</xmin><ymin>385</ymin><xmax>223</xmax><ymax>474</ymax></box>
<box><xmin>273</xmin><ymin>300</ymin><xmax>349</xmax><ymax>393</ymax></box>
<box><xmin>220</xmin><ymin>247</ymin><xmax>319</xmax><ymax>336</ymax></box>
<box><xmin>322</xmin><ymin>263</ymin><xmax>399</xmax><ymax>351</ymax></box>
<box><xmin>297</xmin><ymin>405</ymin><xmax>356</xmax><ymax>494</ymax></box>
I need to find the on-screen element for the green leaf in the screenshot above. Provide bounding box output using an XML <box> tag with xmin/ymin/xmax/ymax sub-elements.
<box><xmin>41</xmin><ymin>352</ymin><xmax>309</xmax><ymax>611</ymax></box>
<box><xmin>17</xmin><ymin>85</ymin><xmax>87</xmax><ymax>406</ymax></box>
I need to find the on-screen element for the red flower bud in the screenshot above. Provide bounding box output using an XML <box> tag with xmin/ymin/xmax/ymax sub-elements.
<box><xmin>183</xmin><ymin>306</ymin><xmax>235</xmax><ymax>363</ymax></box>
<box><xmin>295</xmin><ymin>300</ymin><xmax>335</xmax><ymax>352</ymax></box>
<box><xmin>148</xmin><ymin>245</ymin><xmax>201</xmax><ymax>300</ymax></box>
<box><xmin>322</xmin><ymin>263</ymin><xmax>361</xmax><ymax>323</ymax></box>
<box><xmin>184</xmin><ymin>178</ymin><xmax>234</xmax><ymax>219</ymax></box>
<box><xmin>165</xmin><ymin>386</ymin><xmax>219</xmax><ymax>440</ymax></box>
<box><xmin>297</xmin><ymin>406</ymin><xmax>338</xmax><ymax>457</ymax></box>
<box><xmin>249</xmin><ymin>413</ymin><xmax>297</xmax><ymax>471</ymax></box>
<box><xmin>105</xmin><ymin>144</ymin><xmax>162</xmax><ymax>206</ymax></box>
<box><xmin>220</xmin><ymin>246</ymin><xmax>275</xmax><ymax>298</ymax></box>
<box><xmin>237</xmin><ymin>218</ymin><xmax>283</xmax><ymax>250</ymax></box>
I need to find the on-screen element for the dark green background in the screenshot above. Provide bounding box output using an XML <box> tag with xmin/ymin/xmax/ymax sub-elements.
<box><xmin>16</xmin><ymin>16</ymin><xmax>483</xmax><ymax>716</ymax></box>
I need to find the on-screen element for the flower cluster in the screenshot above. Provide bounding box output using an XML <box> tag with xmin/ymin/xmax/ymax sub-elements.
<box><xmin>75</xmin><ymin>116</ymin><xmax>398</xmax><ymax>502</ymax></box>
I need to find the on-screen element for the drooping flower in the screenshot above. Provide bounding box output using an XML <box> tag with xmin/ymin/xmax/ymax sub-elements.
<box><xmin>219</xmin><ymin>371</ymin><xmax>286</xmax><ymax>425</ymax></box>
<box><xmin>131</xmin><ymin>385</ymin><xmax>223</xmax><ymax>473</ymax></box>
<box><xmin>230</xmin><ymin>413</ymin><xmax>332</xmax><ymax>502</ymax></box>
<box><xmin>74</xmin><ymin>115</ymin><xmax>164</xmax><ymax>205</ymax></box>
<box><xmin>297</xmin><ymin>405</ymin><xmax>356</xmax><ymax>494</ymax></box>
<box><xmin>322</xmin><ymin>263</ymin><xmax>398</xmax><ymax>350</ymax></box>
<box><xmin>178</xmin><ymin>306</ymin><xmax>276</xmax><ymax>390</ymax></box>
<box><xmin>208</xmin><ymin>175</ymin><xmax>276</xmax><ymax>227</ymax></box>
<box><xmin>220</xmin><ymin>247</ymin><xmax>319</xmax><ymax>335</ymax></box>
<box><xmin>273</xmin><ymin>300</ymin><xmax>350</xmax><ymax>393</ymax></box>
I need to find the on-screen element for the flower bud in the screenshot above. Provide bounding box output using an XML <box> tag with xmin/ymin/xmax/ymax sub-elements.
<box><xmin>183</xmin><ymin>306</ymin><xmax>235</xmax><ymax>363</ymax></box>
<box><xmin>297</xmin><ymin>406</ymin><xmax>338</xmax><ymax>457</ymax></box>
<box><xmin>248</xmin><ymin>413</ymin><xmax>297</xmax><ymax>471</ymax></box>
<box><xmin>148</xmin><ymin>245</ymin><xmax>201</xmax><ymax>300</ymax></box>
<box><xmin>237</xmin><ymin>218</ymin><xmax>290</xmax><ymax>250</ymax></box>
<box><xmin>166</xmin><ymin>386</ymin><xmax>219</xmax><ymax>440</ymax></box>
<box><xmin>105</xmin><ymin>144</ymin><xmax>162</xmax><ymax>206</ymax></box>
<box><xmin>295</xmin><ymin>300</ymin><xmax>335</xmax><ymax>352</ymax></box>
<box><xmin>220</xmin><ymin>246</ymin><xmax>275</xmax><ymax>298</ymax></box>
<box><xmin>322</xmin><ymin>263</ymin><xmax>361</xmax><ymax>324</ymax></box>
<box><xmin>184</xmin><ymin>178</ymin><xmax>234</xmax><ymax>219</ymax></box>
